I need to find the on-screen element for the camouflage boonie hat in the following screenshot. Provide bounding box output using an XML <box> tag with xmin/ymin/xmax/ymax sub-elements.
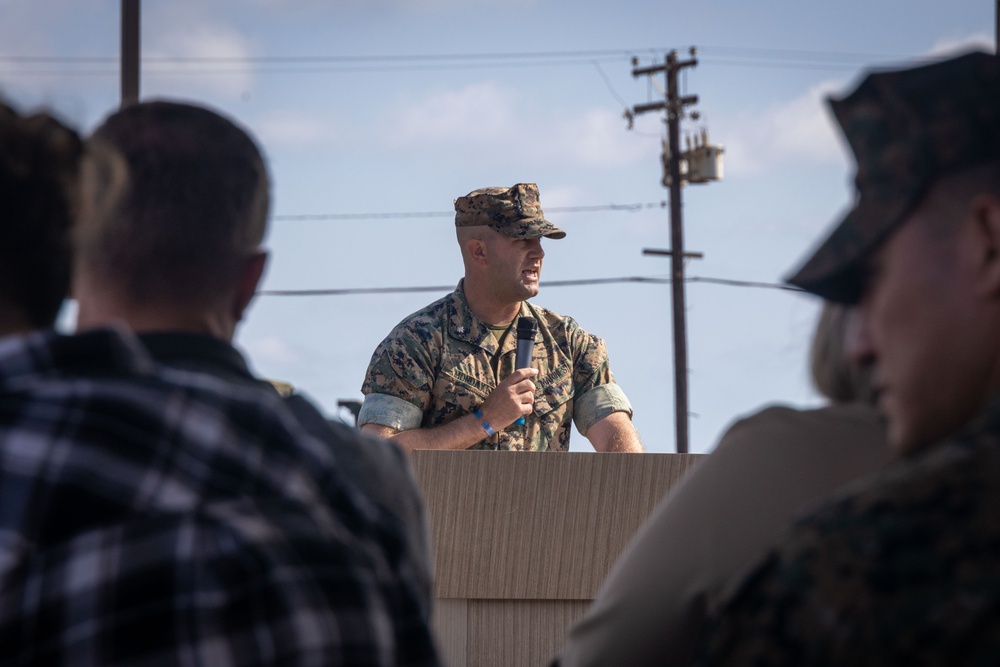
<box><xmin>454</xmin><ymin>183</ymin><xmax>566</xmax><ymax>239</ymax></box>
<box><xmin>786</xmin><ymin>51</ymin><xmax>1000</xmax><ymax>303</ymax></box>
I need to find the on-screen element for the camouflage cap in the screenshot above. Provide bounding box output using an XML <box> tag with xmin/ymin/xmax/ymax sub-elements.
<box><xmin>454</xmin><ymin>183</ymin><xmax>566</xmax><ymax>239</ymax></box>
<box><xmin>786</xmin><ymin>51</ymin><xmax>1000</xmax><ymax>303</ymax></box>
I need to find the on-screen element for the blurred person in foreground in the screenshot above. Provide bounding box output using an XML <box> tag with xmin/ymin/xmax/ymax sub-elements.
<box><xmin>72</xmin><ymin>100</ymin><xmax>435</xmax><ymax>615</ymax></box>
<box><xmin>358</xmin><ymin>183</ymin><xmax>642</xmax><ymax>452</ymax></box>
<box><xmin>697</xmin><ymin>50</ymin><xmax>1000</xmax><ymax>664</ymax></box>
<box><xmin>553</xmin><ymin>302</ymin><xmax>890</xmax><ymax>667</ymax></box>
<box><xmin>0</xmin><ymin>98</ymin><xmax>439</xmax><ymax>665</ymax></box>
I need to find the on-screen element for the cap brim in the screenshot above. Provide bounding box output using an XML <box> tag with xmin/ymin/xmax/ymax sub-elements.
<box><xmin>498</xmin><ymin>218</ymin><xmax>566</xmax><ymax>240</ymax></box>
<box><xmin>784</xmin><ymin>187</ymin><xmax>918</xmax><ymax>303</ymax></box>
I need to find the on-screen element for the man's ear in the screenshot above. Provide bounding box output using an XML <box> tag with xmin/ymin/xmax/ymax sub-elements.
<box><xmin>969</xmin><ymin>194</ymin><xmax>1000</xmax><ymax>298</ymax></box>
<box><xmin>232</xmin><ymin>250</ymin><xmax>268</xmax><ymax>323</ymax></box>
<box><xmin>467</xmin><ymin>237</ymin><xmax>489</xmax><ymax>267</ymax></box>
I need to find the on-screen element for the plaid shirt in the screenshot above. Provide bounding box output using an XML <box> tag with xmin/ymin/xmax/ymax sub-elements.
<box><xmin>0</xmin><ymin>328</ymin><xmax>440</xmax><ymax>666</ymax></box>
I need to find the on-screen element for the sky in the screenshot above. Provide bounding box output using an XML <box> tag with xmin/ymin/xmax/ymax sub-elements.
<box><xmin>0</xmin><ymin>0</ymin><xmax>993</xmax><ymax>454</ymax></box>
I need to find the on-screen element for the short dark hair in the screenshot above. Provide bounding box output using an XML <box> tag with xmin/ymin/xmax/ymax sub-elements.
<box><xmin>0</xmin><ymin>100</ymin><xmax>83</xmax><ymax>327</ymax></box>
<box><xmin>78</xmin><ymin>100</ymin><xmax>269</xmax><ymax>309</ymax></box>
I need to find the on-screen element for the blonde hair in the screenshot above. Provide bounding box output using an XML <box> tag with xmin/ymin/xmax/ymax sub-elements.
<box><xmin>809</xmin><ymin>301</ymin><xmax>875</xmax><ymax>405</ymax></box>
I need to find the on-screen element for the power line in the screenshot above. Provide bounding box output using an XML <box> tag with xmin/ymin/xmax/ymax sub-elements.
<box><xmin>0</xmin><ymin>45</ymin><xmax>929</xmax><ymax>77</ymax></box>
<box><xmin>591</xmin><ymin>60</ymin><xmax>630</xmax><ymax>109</ymax></box>
<box><xmin>0</xmin><ymin>49</ymin><xmax>645</xmax><ymax>77</ymax></box>
<box><xmin>694</xmin><ymin>45</ymin><xmax>916</xmax><ymax>65</ymax></box>
<box><xmin>257</xmin><ymin>275</ymin><xmax>803</xmax><ymax>297</ymax></box>
<box><xmin>689</xmin><ymin>276</ymin><xmax>803</xmax><ymax>291</ymax></box>
<box><xmin>0</xmin><ymin>45</ymin><xmax>914</xmax><ymax>66</ymax></box>
<box><xmin>697</xmin><ymin>57</ymin><xmax>894</xmax><ymax>73</ymax></box>
<box><xmin>271</xmin><ymin>202</ymin><xmax>666</xmax><ymax>222</ymax></box>
<box><xmin>0</xmin><ymin>58</ymin><xmax>628</xmax><ymax>77</ymax></box>
<box><xmin>592</xmin><ymin>59</ymin><xmax>665</xmax><ymax>139</ymax></box>
<box><xmin>0</xmin><ymin>48</ymin><xmax>651</xmax><ymax>64</ymax></box>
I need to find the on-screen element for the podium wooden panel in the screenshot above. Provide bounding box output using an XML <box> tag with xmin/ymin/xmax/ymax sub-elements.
<box><xmin>410</xmin><ymin>451</ymin><xmax>704</xmax><ymax>667</ymax></box>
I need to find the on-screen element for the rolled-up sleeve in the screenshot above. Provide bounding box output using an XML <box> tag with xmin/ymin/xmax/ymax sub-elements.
<box><xmin>357</xmin><ymin>392</ymin><xmax>425</xmax><ymax>431</ymax></box>
<box><xmin>573</xmin><ymin>383</ymin><xmax>633</xmax><ymax>435</ymax></box>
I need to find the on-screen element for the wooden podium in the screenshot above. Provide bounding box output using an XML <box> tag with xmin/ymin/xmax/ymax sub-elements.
<box><xmin>410</xmin><ymin>451</ymin><xmax>704</xmax><ymax>667</ymax></box>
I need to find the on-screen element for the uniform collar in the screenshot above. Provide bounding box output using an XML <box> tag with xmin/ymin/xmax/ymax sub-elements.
<box><xmin>448</xmin><ymin>280</ymin><xmax>534</xmax><ymax>354</ymax></box>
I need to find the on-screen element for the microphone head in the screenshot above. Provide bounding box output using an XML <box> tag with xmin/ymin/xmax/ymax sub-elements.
<box><xmin>516</xmin><ymin>316</ymin><xmax>538</xmax><ymax>340</ymax></box>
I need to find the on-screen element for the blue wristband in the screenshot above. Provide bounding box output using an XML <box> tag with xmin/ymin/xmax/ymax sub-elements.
<box><xmin>473</xmin><ymin>409</ymin><xmax>496</xmax><ymax>437</ymax></box>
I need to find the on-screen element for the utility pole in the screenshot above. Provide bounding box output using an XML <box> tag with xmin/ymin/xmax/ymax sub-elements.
<box><xmin>121</xmin><ymin>0</ymin><xmax>140</xmax><ymax>108</ymax></box>
<box><xmin>629</xmin><ymin>50</ymin><xmax>699</xmax><ymax>454</ymax></box>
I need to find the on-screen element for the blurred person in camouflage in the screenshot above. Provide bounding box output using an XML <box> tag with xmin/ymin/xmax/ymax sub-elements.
<box><xmin>359</xmin><ymin>183</ymin><xmax>643</xmax><ymax>452</ymax></box>
<box><xmin>696</xmin><ymin>51</ymin><xmax>1000</xmax><ymax>664</ymax></box>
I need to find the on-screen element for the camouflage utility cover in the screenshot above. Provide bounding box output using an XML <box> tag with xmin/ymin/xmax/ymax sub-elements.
<box><xmin>787</xmin><ymin>51</ymin><xmax>1000</xmax><ymax>303</ymax></box>
<box><xmin>359</xmin><ymin>282</ymin><xmax>631</xmax><ymax>451</ymax></box>
<box><xmin>454</xmin><ymin>183</ymin><xmax>566</xmax><ymax>239</ymax></box>
<box><xmin>696</xmin><ymin>393</ymin><xmax>1000</xmax><ymax>665</ymax></box>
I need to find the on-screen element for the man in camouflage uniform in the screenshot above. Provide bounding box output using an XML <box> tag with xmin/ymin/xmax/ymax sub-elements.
<box><xmin>696</xmin><ymin>51</ymin><xmax>1000</xmax><ymax>664</ymax></box>
<box><xmin>358</xmin><ymin>183</ymin><xmax>642</xmax><ymax>452</ymax></box>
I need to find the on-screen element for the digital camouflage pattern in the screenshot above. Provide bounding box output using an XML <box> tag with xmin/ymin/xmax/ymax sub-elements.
<box><xmin>360</xmin><ymin>282</ymin><xmax>628</xmax><ymax>451</ymax></box>
<box><xmin>454</xmin><ymin>183</ymin><xmax>566</xmax><ymax>239</ymax></box>
<box><xmin>787</xmin><ymin>51</ymin><xmax>1000</xmax><ymax>303</ymax></box>
<box><xmin>695</xmin><ymin>393</ymin><xmax>1000</xmax><ymax>665</ymax></box>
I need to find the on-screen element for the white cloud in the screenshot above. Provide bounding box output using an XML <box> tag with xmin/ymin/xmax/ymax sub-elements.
<box><xmin>539</xmin><ymin>184</ymin><xmax>590</xmax><ymax>208</ymax></box>
<box><xmin>242</xmin><ymin>335</ymin><xmax>302</xmax><ymax>365</ymax></box>
<box><xmin>718</xmin><ymin>79</ymin><xmax>849</xmax><ymax>176</ymax></box>
<box><xmin>254</xmin><ymin>112</ymin><xmax>340</xmax><ymax>149</ymax></box>
<box><xmin>546</xmin><ymin>108</ymin><xmax>654</xmax><ymax>167</ymax></box>
<box><xmin>765</xmin><ymin>81</ymin><xmax>845</xmax><ymax>162</ymax></box>
<box><xmin>926</xmin><ymin>32</ymin><xmax>994</xmax><ymax>58</ymax></box>
<box><xmin>718</xmin><ymin>32</ymin><xmax>996</xmax><ymax>178</ymax></box>
<box><xmin>144</xmin><ymin>21</ymin><xmax>256</xmax><ymax>97</ymax></box>
<box><xmin>386</xmin><ymin>82</ymin><xmax>516</xmax><ymax>144</ymax></box>
<box><xmin>384</xmin><ymin>82</ymin><xmax>656</xmax><ymax>168</ymax></box>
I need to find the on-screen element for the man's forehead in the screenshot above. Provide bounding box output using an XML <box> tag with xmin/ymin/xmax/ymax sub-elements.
<box><xmin>863</xmin><ymin>212</ymin><xmax>944</xmax><ymax>281</ymax></box>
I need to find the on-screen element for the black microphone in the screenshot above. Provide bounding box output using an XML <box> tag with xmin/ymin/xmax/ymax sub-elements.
<box><xmin>514</xmin><ymin>317</ymin><xmax>537</xmax><ymax>426</ymax></box>
<box><xmin>515</xmin><ymin>317</ymin><xmax>537</xmax><ymax>370</ymax></box>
